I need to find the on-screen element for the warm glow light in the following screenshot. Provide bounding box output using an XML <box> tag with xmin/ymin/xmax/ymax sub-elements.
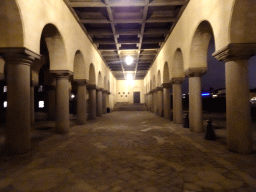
<box><xmin>71</xmin><ymin>94</ymin><xmax>75</xmax><ymax>99</ymax></box>
<box><xmin>3</xmin><ymin>101</ymin><xmax>7</xmax><ymax>108</ymax></box>
<box><xmin>39</xmin><ymin>101</ymin><xmax>44</xmax><ymax>108</ymax></box>
<box><xmin>125</xmin><ymin>56</ymin><xmax>133</xmax><ymax>65</ymax></box>
<box><xmin>126</xmin><ymin>73</ymin><xmax>133</xmax><ymax>81</ymax></box>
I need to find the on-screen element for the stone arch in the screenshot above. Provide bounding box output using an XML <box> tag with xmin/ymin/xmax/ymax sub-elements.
<box><xmin>172</xmin><ymin>49</ymin><xmax>184</xmax><ymax>78</ymax></box>
<box><xmin>152</xmin><ymin>75</ymin><xmax>156</xmax><ymax>89</ymax></box>
<box><xmin>89</xmin><ymin>63</ymin><xmax>96</xmax><ymax>84</ymax></box>
<box><xmin>230</xmin><ymin>0</ymin><xmax>256</xmax><ymax>43</ymax></box>
<box><xmin>98</xmin><ymin>71</ymin><xmax>102</xmax><ymax>88</ymax></box>
<box><xmin>73</xmin><ymin>50</ymin><xmax>86</xmax><ymax>80</ymax></box>
<box><xmin>41</xmin><ymin>24</ymin><xmax>68</xmax><ymax>70</ymax></box>
<box><xmin>104</xmin><ymin>76</ymin><xmax>107</xmax><ymax>90</ymax></box>
<box><xmin>157</xmin><ymin>70</ymin><xmax>161</xmax><ymax>87</ymax></box>
<box><xmin>150</xmin><ymin>79</ymin><xmax>152</xmax><ymax>91</ymax></box>
<box><xmin>0</xmin><ymin>0</ymin><xmax>23</xmax><ymax>47</ymax></box>
<box><xmin>163</xmin><ymin>62</ymin><xmax>169</xmax><ymax>83</ymax></box>
<box><xmin>189</xmin><ymin>21</ymin><xmax>214</xmax><ymax>69</ymax></box>
<box><xmin>108</xmin><ymin>80</ymin><xmax>110</xmax><ymax>91</ymax></box>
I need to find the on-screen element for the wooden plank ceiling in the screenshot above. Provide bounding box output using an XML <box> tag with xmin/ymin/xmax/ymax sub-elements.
<box><xmin>64</xmin><ymin>0</ymin><xmax>189</xmax><ymax>80</ymax></box>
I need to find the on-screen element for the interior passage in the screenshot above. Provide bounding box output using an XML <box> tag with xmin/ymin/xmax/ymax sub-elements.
<box><xmin>0</xmin><ymin>110</ymin><xmax>256</xmax><ymax>191</ymax></box>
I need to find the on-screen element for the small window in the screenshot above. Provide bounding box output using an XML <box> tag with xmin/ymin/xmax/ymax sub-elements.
<box><xmin>38</xmin><ymin>85</ymin><xmax>43</xmax><ymax>92</ymax></box>
<box><xmin>3</xmin><ymin>86</ymin><xmax>7</xmax><ymax>93</ymax></box>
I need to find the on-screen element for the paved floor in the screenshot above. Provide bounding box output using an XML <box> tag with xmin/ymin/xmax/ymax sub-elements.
<box><xmin>0</xmin><ymin>111</ymin><xmax>256</xmax><ymax>192</ymax></box>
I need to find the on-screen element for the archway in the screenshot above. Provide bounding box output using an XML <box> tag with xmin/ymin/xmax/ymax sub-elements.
<box><xmin>188</xmin><ymin>21</ymin><xmax>214</xmax><ymax>133</ymax></box>
<box><xmin>89</xmin><ymin>64</ymin><xmax>96</xmax><ymax>85</ymax></box>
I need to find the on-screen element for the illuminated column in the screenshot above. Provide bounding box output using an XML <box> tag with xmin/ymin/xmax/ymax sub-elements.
<box><xmin>106</xmin><ymin>91</ymin><xmax>110</xmax><ymax>113</ymax></box>
<box><xmin>102</xmin><ymin>90</ymin><xmax>107</xmax><ymax>114</ymax></box>
<box><xmin>163</xmin><ymin>83</ymin><xmax>171</xmax><ymax>119</ymax></box>
<box><xmin>171</xmin><ymin>78</ymin><xmax>184</xmax><ymax>124</ymax></box>
<box><xmin>157</xmin><ymin>87</ymin><xmax>163</xmax><ymax>116</ymax></box>
<box><xmin>213</xmin><ymin>44</ymin><xmax>254</xmax><ymax>153</ymax></box>
<box><xmin>153</xmin><ymin>90</ymin><xmax>157</xmax><ymax>114</ymax></box>
<box><xmin>4</xmin><ymin>52</ymin><xmax>37</xmax><ymax>154</ymax></box>
<box><xmin>96</xmin><ymin>88</ymin><xmax>103</xmax><ymax>117</ymax></box>
<box><xmin>54</xmin><ymin>70</ymin><xmax>72</xmax><ymax>134</ymax></box>
<box><xmin>185</xmin><ymin>68</ymin><xmax>207</xmax><ymax>133</ymax></box>
<box><xmin>76</xmin><ymin>79</ymin><xmax>87</xmax><ymax>125</ymax></box>
<box><xmin>87</xmin><ymin>84</ymin><xmax>96</xmax><ymax>120</ymax></box>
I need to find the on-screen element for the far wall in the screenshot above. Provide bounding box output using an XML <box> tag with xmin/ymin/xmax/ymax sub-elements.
<box><xmin>116</xmin><ymin>80</ymin><xmax>145</xmax><ymax>103</ymax></box>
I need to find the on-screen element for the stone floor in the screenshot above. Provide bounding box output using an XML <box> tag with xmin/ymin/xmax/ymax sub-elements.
<box><xmin>0</xmin><ymin>111</ymin><xmax>256</xmax><ymax>192</ymax></box>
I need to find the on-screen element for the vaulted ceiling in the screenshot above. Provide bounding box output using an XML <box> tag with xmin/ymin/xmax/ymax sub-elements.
<box><xmin>64</xmin><ymin>0</ymin><xmax>189</xmax><ymax>80</ymax></box>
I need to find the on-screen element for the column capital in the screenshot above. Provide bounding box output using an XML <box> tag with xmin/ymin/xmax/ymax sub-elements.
<box><xmin>102</xmin><ymin>89</ymin><xmax>108</xmax><ymax>94</ymax></box>
<box><xmin>0</xmin><ymin>47</ymin><xmax>41</xmax><ymax>60</ymax></box>
<box><xmin>96</xmin><ymin>87</ymin><xmax>103</xmax><ymax>91</ymax></box>
<box><xmin>87</xmin><ymin>84</ymin><xmax>96</xmax><ymax>90</ymax></box>
<box><xmin>162</xmin><ymin>83</ymin><xmax>172</xmax><ymax>88</ymax></box>
<box><xmin>51</xmin><ymin>70</ymin><xmax>73</xmax><ymax>78</ymax></box>
<box><xmin>74</xmin><ymin>79</ymin><xmax>87</xmax><ymax>85</ymax></box>
<box><xmin>184</xmin><ymin>67</ymin><xmax>207</xmax><ymax>77</ymax></box>
<box><xmin>212</xmin><ymin>43</ymin><xmax>256</xmax><ymax>62</ymax></box>
<box><xmin>156</xmin><ymin>86</ymin><xmax>163</xmax><ymax>91</ymax></box>
<box><xmin>170</xmin><ymin>77</ymin><xmax>185</xmax><ymax>84</ymax></box>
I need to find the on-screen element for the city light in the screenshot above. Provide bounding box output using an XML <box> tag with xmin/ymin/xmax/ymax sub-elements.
<box><xmin>38</xmin><ymin>101</ymin><xmax>44</xmax><ymax>108</ymax></box>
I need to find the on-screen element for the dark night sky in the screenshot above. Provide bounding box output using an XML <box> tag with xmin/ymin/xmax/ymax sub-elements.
<box><xmin>182</xmin><ymin>38</ymin><xmax>256</xmax><ymax>93</ymax></box>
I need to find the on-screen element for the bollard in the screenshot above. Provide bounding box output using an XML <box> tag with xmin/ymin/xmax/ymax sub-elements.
<box><xmin>205</xmin><ymin>119</ymin><xmax>216</xmax><ymax>140</ymax></box>
<box><xmin>183</xmin><ymin>113</ymin><xmax>189</xmax><ymax>128</ymax></box>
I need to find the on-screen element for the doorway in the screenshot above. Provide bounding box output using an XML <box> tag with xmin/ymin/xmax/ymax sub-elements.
<box><xmin>133</xmin><ymin>92</ymin><xmax>140</xmax><ymax>103</ymax></box>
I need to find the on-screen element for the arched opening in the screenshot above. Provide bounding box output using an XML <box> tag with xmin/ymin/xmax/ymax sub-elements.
<box><xmin>42</xmin><ymin>24</ymin><xmax>67</xmax><ymax>70</ymax></box>
<box><xmin>73</xmin><ymin>51</ymin><xmax>86</xmax><ymax>80</ymax></box>
<box><xmin>152</xmin><ymin>75</ymin><xmax>156</xmax><ymax>89</ymax></box>
<box><xmin>89</xmin><ymin>64</ymin><xmax>96</xmax><ymax>85</ymax></box>
<box><xmin>157</xmin><ymin>70</ymin><xmax>161</xmax><ymax>87</ymax></box>
<box><xmin>163</xmin><ymin>62</ymin><xmax>169</xmax><ymax>84</ymax></box>
<box><xmin>98</xmin><ymin>72</ymin><xmax>102</xmax><ymax>88</ymax></box>
<box><xmin>104</xmin><ymin>76</ymin><xmax>107</xmax><ymax>90</ymax></box>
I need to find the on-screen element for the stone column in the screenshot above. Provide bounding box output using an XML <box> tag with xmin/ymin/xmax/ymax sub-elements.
<box><xmin>76</xmin><ymin>79</ymin><xmax>87</xmax><ymax>125</ymax></box>
<box><xmin>185</xmin><ymin>68</ymin><xmax>207</xmax><ymax>133</ymax></box>
<box><xmin>96</xmin><ymin>88</ymin><xmax>103</xmax><ymax>117</ymax></box>
<box><xmin>102</xmin><ymin>90</ymin><xmax>107</xmax><ymax>114</ymax></box>
<box><xmin>213</xmin><ymin>43</ymin><xmax>255</xmax><ymax>153</ymax></box>
<box><xmin>171</xmin><ymin>78</ymin><xmax>184</xmax><ymax>124</ymax></box>
<box><xmin>87</xmin><ymin>84</ymin><xmax>96</xmax><ymax>120</ymax></box>
<box><xmin>157</xmin><ymin>87</ymin><xmax>163</xmax><ymax>116</ymax></box>
<box><xmin>53</xmin><ymin>70</ymin><xmax>72</xmax><ymax>134</ymax></box>
<box><xmin>106</xmin><ymin>91</ymin><xmax>110</xmax><ymax>113</ymax></box>
<box><xmin>162</xmin><ymin>83</ymin><xmax>172</xmax><ymax>119</ymax></box>
<box><xmin>153</xmin><ymin>90</ymin><xmax>158</xmax><ymax>114</ymax></box>
<box><xmin>4</xmin><ymin>53</ymin><xmax>36</xmax><ymax>154</ymax></box>
<box><xmin>44</xmin><ymin>85</ymin><xmax>56</xmax><ymax>120</ymax></box>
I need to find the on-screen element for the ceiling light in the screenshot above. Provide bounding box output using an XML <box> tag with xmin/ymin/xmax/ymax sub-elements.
<box><xmin>126</xmin><ymin>73</ymin><xmax>133</xmax><ymax>81</ymax></box>
<box><xmin>125</xmin><ymin>56</ymin><xmax>133</xmax><ymax>65</ymax></box>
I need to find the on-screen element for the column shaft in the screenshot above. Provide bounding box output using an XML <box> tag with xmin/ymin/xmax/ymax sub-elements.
<box><xmin>225</xmin><ymin>60</ymin><xmax>252</xmax><ymax>153</ymax></box>
<box><xmin>76</xmin><ymin>82</ymin><xmax>87</xmax><ymax>124</ymax></box>
<box><xmin>6</xmin><ymin>56</ymin><xmax>32</xmax><ymax>154</ymax></box>
<box><xmin>55</xmin><ymin>75</ymin><xmax>70</xmax><ymax>133</ymax></box>
<box><xmin>163</xmin><ymin>88</ymin><xmax>171</xmax><ymax>119</ymax></box>
<box><xmin>102</xmin><ymin>92</ymin><xmax>107</xmax><ymax>114</ymax></box>
<box><xmin>89</xmin><ymin>88</ymin><xmax>96</xmax><ymax>120</ymax></box>
<box><xmin>158</xmin><ymin>89</ymin><xmax>163</xmax><ymax>116</ymax></box>
<box><xmin>97</xmin><ymin>89</ymin><xmax>103</xmax><ymax>117</ymax></box>
<box><xmin>189</xmin><ymin>77</ymin><xmax>203</xmax><ymax>132</ymax></box>
<box><xmin>173</xmin><ymin>83</ymin><xmax>183</xmax><ymax>124</ymax></box>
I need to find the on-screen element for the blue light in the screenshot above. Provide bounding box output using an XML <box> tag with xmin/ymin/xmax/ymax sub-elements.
<box><xmin>202</xmin><ymin>93</ymin><xmax>210</xmax><ymax>96</ymax></box>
